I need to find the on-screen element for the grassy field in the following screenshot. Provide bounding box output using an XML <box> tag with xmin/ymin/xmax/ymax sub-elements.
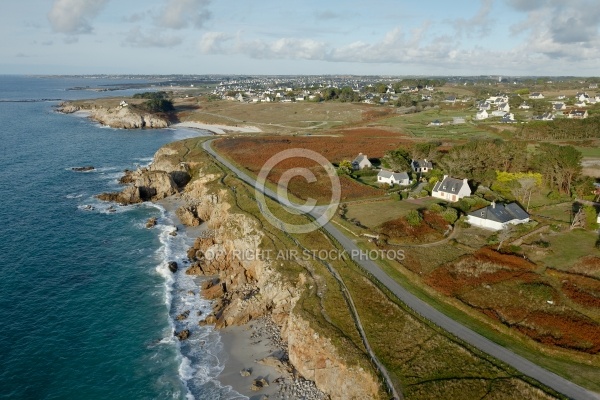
<box><xmin>374</xmin><ymin>109</ymin><xmax>503</xmax><ymax>139</ymax></box>
<box><xmin>345</xmin><ymin>198</ymin><xmax>438</xmax><ymax>229</ymax></box>
<box><xmin>173</xmin><ymin>98</ymin><xmax>370</xmax><ymax>135</ymax></box>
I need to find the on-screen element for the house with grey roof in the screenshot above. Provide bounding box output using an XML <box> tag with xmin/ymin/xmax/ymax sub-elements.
<box><xmin>432</xmin><ymin>175</ymin><xmax>471</xmax><ymax>202</ymax></box>
<box><xmin>377</xmin><ymin>170</ymin><xmax>410</xmax><ymax>186</ymax></box>
<box><xmin>467</xmin><ymin>202</ymin><xmax>529</xmax><ymax>231</ymax></box>
<box><xmin>352</xmin><ymin>153</ymin><xmax>372</xmax><ymax>170</ymax></box>
<box><xmin>411</xmin><ymin>159</ymin><xmax>433</xmax><ymax>173</ymax></box>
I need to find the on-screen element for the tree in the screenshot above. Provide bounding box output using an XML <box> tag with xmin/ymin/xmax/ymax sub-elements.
<box><xmin>532</xmin><ymin>144</ymin><xmax>582</xmax><ymax>194</ymax></box>
<box><xmin>412</xmin><ymin>141</ymin><xmax>441</xmax><ymax>160</ymax></box>
<box><xmin>337</xmin><ymin>160</ymin><xmax>353</xmax><ymax>175</ymax></box>
<box><xmin>383</xmin><ymin>148</ymin><xmax>411</xmax><ymax>171</ymax></box>
<box><xmin>508</xmin><ymin>95</ymin><xmax>524</xmax><ymax>109</ymax></box>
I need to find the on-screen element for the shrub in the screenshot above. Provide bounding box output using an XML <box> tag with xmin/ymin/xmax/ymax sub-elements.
<box><xmin>428</xmin><ymin>203</ymin><xmax>444</xmax><ymax>213</ymax></box>
<box><xmin>442</xmin><ymin>208</ymin><xmax>458</xmax><ymax>224</ymax></box>
<box><xmin>406</xmin><ymin>210</ymin><xmax>423</xmax><ymax>226</ymax></box>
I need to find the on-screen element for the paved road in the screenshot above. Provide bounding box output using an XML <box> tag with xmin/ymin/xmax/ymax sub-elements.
<box><xmin>202</xmin><ymin>140</ymin><xmax>599</xmax><ymax>400</ymax></box>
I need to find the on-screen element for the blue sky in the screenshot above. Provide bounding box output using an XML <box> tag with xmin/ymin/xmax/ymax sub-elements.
<box><xmin>2</xmin><ymin>0</ymin><xmax>600</xmax><ymax>75</ymax></box>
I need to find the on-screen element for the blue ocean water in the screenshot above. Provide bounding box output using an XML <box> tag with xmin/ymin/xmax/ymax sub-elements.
<box><xmin>0</xmin><ymin>76</ymin><xmax>241</xmax><ymax>399</ymax></box>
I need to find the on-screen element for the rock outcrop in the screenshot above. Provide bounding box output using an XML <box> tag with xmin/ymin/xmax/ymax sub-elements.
<box><xmin>57</xmin><ymin>102</ymin><xmax>169</xmax><ymax>129</ymax></box>
<box><xmin>97</xmin><ymin>148</ymin><xmax>191</xmax><ymax>205</ymax></box>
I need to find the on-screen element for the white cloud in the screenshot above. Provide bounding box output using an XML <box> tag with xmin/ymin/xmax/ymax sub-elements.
<box><xmin>124</xmin><ymin>27</ymin><xmax>183</xmax><ymax>48</ymax></box>
<box><xmin>156</xmin><ymin>0</ymin><xmax>211</xmax><ymax>29</ymax></box>
<box><xmin>48</xmin><ymin>0</ymin><xmax>109</xmax><ymax>34</ymax></box>
<box><xmin>505</xmin><ymin>0</ymin><xmax>600</xmax><ymax>60</ymax></box>
<box><xmin>198</xmin><ymin>32</ymin><xmax>233</xmax><ymax>53</ymax></box>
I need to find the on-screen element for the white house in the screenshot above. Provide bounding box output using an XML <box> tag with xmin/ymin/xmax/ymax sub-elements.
<box><xmin>119</xmin><ymin>100</ymin><xmax>128</xmax><ymax>107</ymax></box>
<box><xmin>467</xmin><ymin>202</ymin><xmax>529</xmax><ymax>231</ymax></box>
<box><xmin>529</xmin><ymin>92</ymin><xmax>545</xmax><ymax>99</ymax></box>
<box><xmin>568</xmin><ymin>109</ymin><xmax>589</xmax><ymax>119</ymax></box>
<box><xmin>377</xmin><ymin>170</ymin><xmax>410</xmax><ymax>186</ymax></box>
<box><xmin>519</xmin><ymin>103</ymin><xmax>531</xmax><ymax>110</ymax></box>
<box><xmin>411</xmin><ymin>159</ymin><xmax>433</xmax><ymax>173</ymax></box>
<box><xmin>475</xmin><ymin>110</ymin><xmax>489</xmax><ymax>120</ymax></box>
<box><xmin>432</xmin><ymin>175</ymin><xmax>471</xmax><ymax>202</ymax></box>
<box><xmin>352</xmin><ymin>153</ymin><xmax>372</xmax><ymax>170</ymax></box>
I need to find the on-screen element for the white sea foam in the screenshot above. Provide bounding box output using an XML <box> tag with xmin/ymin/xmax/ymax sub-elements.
<box><xmin>66</xmin><ymin>193</ymin><xmax>84</xmax><ymax>199</ymax></box>
<box><xmin>147</xmin><ymin>203</ymin><xmax>246</xmax><ymax>400</ymax></box>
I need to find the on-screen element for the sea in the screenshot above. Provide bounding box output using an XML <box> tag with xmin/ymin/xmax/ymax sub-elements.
<box><xmin>0</xmin><ymin>76</ymin><xmax>244</xmax><ymax>399</ymax></box>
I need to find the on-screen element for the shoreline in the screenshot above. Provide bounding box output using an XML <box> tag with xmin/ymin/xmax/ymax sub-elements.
<box><xmin>156</xmin><ymin>198</ymin><xmax>298</xmax><ymax>399</ymax></box>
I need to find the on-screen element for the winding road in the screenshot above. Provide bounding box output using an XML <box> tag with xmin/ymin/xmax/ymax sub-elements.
<box><xmin>201</xmin><ymin>139</ymin><xmax>599</xmax><ymax>400</ymax></box>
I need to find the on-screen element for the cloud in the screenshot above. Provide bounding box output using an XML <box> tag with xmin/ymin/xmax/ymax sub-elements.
<box><xmin>156</xmin><ymin>0</ymin><xmax>211</xmax><ymax>29</ymax></box>
<box><xmin>452</xmin><ymin>0</ymin><xmax>494</xmax><ymax>37</ymax></box>
<box><xmin>505</xmin><ymin>0</ymin><xmax>600</xmax><ymax>59</ymax></box>
<box><xmin>198</xmin><ymin>32</ymin><xmax>233</xmax><ymax>53</ymax></box>
<box><xmin>314</xmin><ymin>10</ymin><xmax>340</xmax><ymax>20</ymax></box>
<box><xmin>124</xmin><ymin>27</ymin><xmax>183</xmax><ymax>48</ymax></box>
<box><xmin>122</xmin><ymin>12</ymin><xmax>150</xmax><ymax>23</ymax></box>
<box><xmin>48</xmin><ymin>0</ymin><xmax>109</xmax><ymax>34</ymax></box>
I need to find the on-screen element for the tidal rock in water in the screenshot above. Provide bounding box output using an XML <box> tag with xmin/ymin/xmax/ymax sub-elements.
<box><xmin>175</xmin><ymin>329</ymin><xmax>190</xmax><ymax>340</ymax></box>
<box><xmin>146</xmin><ymin>217</ymin><xmax>157</xmax><ymax>228</ymax></box>
<box><xmin>168</xmin><ymin>261</ymin><xmax>178</xmax><ymax>273</ymax></box>
<box><xmin>176</xmin><ymin>310</ymin><xmax>190</xmax><ymax>321</ymax></box>
<box><xmin>72</xmin><ymin>166</ymin><xmax>95</xmax><ymax>172</ymax></box>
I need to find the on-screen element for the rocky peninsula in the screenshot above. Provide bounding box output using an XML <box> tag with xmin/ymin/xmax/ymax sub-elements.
<box><xmin>97</xmin><ymin>139</ymin><xmax>382</xmax><ymax>399</ymax></box>
<box><xmin>57</xmin><ymin>100</ymin><xmax>169</xmax><ymax>129</ymax></box>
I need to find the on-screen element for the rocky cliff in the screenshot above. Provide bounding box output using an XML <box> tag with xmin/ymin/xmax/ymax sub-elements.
<box><xmin>180</xmin><ymin>170</ymin><xmax>380</xmax><ymax>400</ymax></box>
<box><xmin>97</xmin><ymin>147</ymin><xmax>190</xmax><ymax>205</ymax></box>
<box><xmin>57</xmin><ymin>102</ymin><xmax>169</xmax><ymax>129</ymax></box>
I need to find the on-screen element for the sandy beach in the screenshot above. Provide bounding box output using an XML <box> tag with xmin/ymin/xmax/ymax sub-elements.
<box><xmin>172</xmin><ymin>121</ymin><xmax>262</xmax><ymax>135</ymax></box>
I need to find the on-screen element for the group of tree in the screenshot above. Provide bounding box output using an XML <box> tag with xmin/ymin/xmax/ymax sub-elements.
<box><xmin>531</xmin><ymin>143</ymin><xmax>582</xmax><ymax>194</ymax></box>
<box><xmin>321</xmin><ymin>87</ymin><xmax>360</xmax><ymax>102</ymax></box>
<box><xmin>517</xmin><ymin>116</ymin><xmax>600</xmax><ymax>140</ymax></box>
<box><xmin>133</xmin><ymin>91</ymin><xmax>175</xmax><ymax>113</ymax></box>
<box><xmin>384</xmin><ymin>138</ymin><xmax>586</xmax><ymax>198</ymax></box>
<box><xmin>436</xmin><ymin>139</ymin><xmax>528</xmax><ymax>186</ymax></box>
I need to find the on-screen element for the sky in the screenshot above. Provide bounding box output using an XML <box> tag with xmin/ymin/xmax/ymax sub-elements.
<box><xmin>2</xmin><ymin>0</ymin><xmax>600</xmax><ymax>76</ymax></box>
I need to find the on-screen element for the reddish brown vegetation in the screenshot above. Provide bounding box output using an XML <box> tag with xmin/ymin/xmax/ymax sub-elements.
<box><xmin>380</xmin><ymin>211</ymin><xmax>448</xmax><ymax>244</ymax></box>
<box><xmin>425</xmin><ymin>248</ymin><xmax>600</xmax><ymax>354</ymax></box>
<box><xmin>215</xmin><ymin>136</ymin><xmax>394</xmax><ymax>201</ymax></box>
<box><xmin>548</xmin><ymin>269</ymin><xmax>600</xmax><ymax>308</ymax></box>
<box><xmin>425</xmin><ymin>248</ymin><xmax>538</xmax><ymax>296</ymax></box>
<box><xmin>516</xmin><ymin>312</ymin><xmax>600</xmax><ymax>354</ymax></box>
<box><xmin>569</xmin><ymin>256</ymin><xmax>600</xmax><ymax>279</ymax></box>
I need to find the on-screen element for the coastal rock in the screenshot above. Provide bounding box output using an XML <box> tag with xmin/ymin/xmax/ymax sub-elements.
<box><xmin>119</xmin><ymin>169</ymin><xmax>136</xmax><ymax>184</ymax></box>
<box><xmin>72</xmin><ymin>166</ymin><xmax>95</xmax><ymax>172</ymax></box>
<box><xmin>89</xmin><ymin>106</ymin><xmax>169</xmax><ymax>129</ymax></box>
<box><xmin>57</xmin><ymin>103</ymin><xmax>80</xmax><ymax>113</ymax></box>
<box><xmin>176</xmin><ymin>205</ymin><xmax>203</xmax><ymax>227</ymax></box>
<box><xmin>251</xmin><ymin>378</ymin><xmax>269</xmax><ymax>391</ymax></box>
<box><xmin>175</xmin><ymin>329</ymin><xmax>190</xmax><ymax>340</ymax></box>
<box><xmin>176</xmin><ymin>311</ymin><xmax>190</xmax><ymax>321</ymax></box>
<box><xmin>240</xmin><ymin>368</ymin><xmax>251</xmax><ymax>377</ymax></box>
<box><xmin>168</xmin><ymin>261</ymin><xmax>178</xmax><ymax>273</ymax></box>
<box><xmin>146</xmin><ymin>217</ymin><xmax>157</xmax><ymax>228</ymax></box>
<box><xmin>185</xmin><ymin>263</ymin><xmax>204</xmax><ymax>275</ymax></box>
<box><xmin>98</xmin><ymin>170</ymin><xmax>179</xmax><ymax>205</ymax></box>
